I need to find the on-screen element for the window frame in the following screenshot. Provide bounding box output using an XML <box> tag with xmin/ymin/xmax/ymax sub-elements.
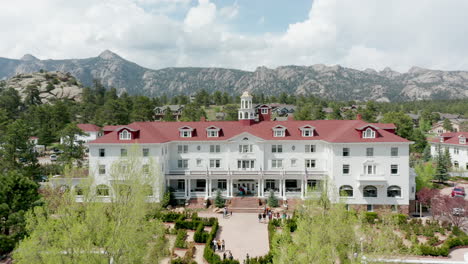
<box><xmin>210</xmin><ymin>144</ymin><xmax>221</xmax><ymax>153</ymax></box>
<box><xmin>342</xmin><ymin>164</ymin><xmax>350</xmax><ymax>174</ymax></box>
<box><xmin>363</xmin><ymin>185</ymin><xmax>378</xmax><ymax>198</ymax></box>
<box><xmin>177</xmin><ymin>159</ymin><xmax>188</xmax><ymax>169</ymax></box>
<box><xmin>342</xmin><ymin>147</ymin><xmax>350</xmax><ymax>157</ymax></box>
<box><xmin>363</xmin><ymin>128</ymin><xmax>376</xmax><ymax>139</ymax></box>
<box><xmin>272</xmin><ymin>144</ymin><xmax>283</xmax><ymax>153</ymax></box>
<box><xmin>271</xmin><ymin>159</ymin><xmax>283</xmax><ymax>169</ymax></box>
<box><xmin>119</xmin><ymin>130</ymin><xmax>131</xmax><ymax>140</ymax></box>
<box><xmin>305</xmin><ymin>159</ymin><xmax>316</xmax><ymax>168</ymax></box>
<box><xmin>98</xmin><ymin>165</ymin><xmax>106</xmax><ymax>175</ymax></box>
<box><xmin>120</xmin><ymin>148</ymin><xmax>128</xmax><ymax>157</ymax></box>
<box><xmin>339</xmin><ymin>185</ymin><xmax>353</xmax><ymax>197</ymax></box>
<box><xmin>391</xmin><ymin>147</ymin><xmax>398</xmax><ymax>157</ymax></box>
<box><xmin>305</xmin><ymin>144</ymin><xmax>316</xmax><ymax>153</ymax></box>
<box><xmin>177</xmin><ymin>145</ymin><xmax>189</xmax><ymax>154</ymax></box>
<box><xmin>99</xmin><ymin>148</ymin><xmax>105</xmax><ymax>157</ymax></box>
<box><xmin>366</xmin><ymin>147</ymin><xmax>374</xmax><ymax>157</ymax></box>
<box><xmin>391</xmin><ymin>164</ymin><xmax>399</xmax><ymax>175</ymax></box>
<box><xmin>387</xmin><ymin>185</ymin><xmax>401</xmax><ymax>198</ymax></box>
<box><xmin>209</xmin><ymin>159</ymin><xmax>221</xmax><ymax>168</ymax></box>
<box><xmin>143</xmin><ymin>148</ymin><xmax>149</xmax><ymax>157</ymax></box>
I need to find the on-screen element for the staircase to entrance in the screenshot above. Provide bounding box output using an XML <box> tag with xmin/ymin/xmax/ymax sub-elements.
<box><xmin>228</xmin><ymin>197</ymin><xmax>262</xmax><ymax>213</ymax></box>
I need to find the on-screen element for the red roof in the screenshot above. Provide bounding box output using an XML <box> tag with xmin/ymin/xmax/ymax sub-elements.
<box><xmin>90</xmin><ymin>120</ymin><xmax>411</xmax><ymax>144</ymax></box>
<box><xmin>77</xmin><ymin>124</ymin><xmax>100</xmax><ymax>132</ymax></box>
<box><xmin>429</xmin><ymin>132</ymin><xmax>468</xmax><ymax>145</ymax></box>
<box><xmin>102</xmin><ymin>125</ymin><xmax>123</xmax><ymax>131</ymax></box>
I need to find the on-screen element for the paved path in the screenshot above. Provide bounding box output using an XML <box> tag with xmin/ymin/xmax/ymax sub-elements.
<box><xmin>200</xmin><ymin>212</ymin><xmax>269</xmax><ymax>263</ymax></box>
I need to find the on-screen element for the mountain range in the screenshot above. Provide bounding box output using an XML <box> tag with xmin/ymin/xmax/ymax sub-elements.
<box><xmin>1</xmin><ymin>50</ymin><xmax>468</xmax><ymax>101</ymax></box>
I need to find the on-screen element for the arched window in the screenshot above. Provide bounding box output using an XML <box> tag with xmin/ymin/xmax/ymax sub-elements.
<box><xmin>363</xmin><ymin>128</ymin><xmax>376</xmax><ymax>139</ymax></box>
<box><xmin>119</xmin><ymin>130</ymin><xmax>131</xmax><ymax>140</ymax></box>
<box><xmin>96</xmin><ymin>184</ymin><xmax>110</xmax><ymax>196</ymax></box>
<box><xmin>363</xmin><ymin>185</ymin><xmax>377</xmax><ymax>197</ymax></box>
<box><xmin>339</xmin><ymin>185</ymin><xmax>353</xmax><ymax>197</ymax></box>
<box><xmin>244</xmin><ymin>112</ymin><xmax>248</xmax><ymax>119</ymax></box>
<box><xmin>387</xmin><ymin>186</ymin><xmax>401</xmax><ymax>198</ymax></box>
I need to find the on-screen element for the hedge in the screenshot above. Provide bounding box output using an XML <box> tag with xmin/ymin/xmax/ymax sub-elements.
<box><xmin>362</xmin><ymin>212</ymin><xmax>379</xmax><ymax>224</ymax></box>
<box><xmin>193</xmin><ymin>222</ymin><xmax>210</xmax><ymax>243</ymax></box>
<box><xmin>174</xmin><ymin>229</ymin><xmax>187</xmax><ymax>249</ymax></box>
<box><xmin>175</xmin><ymin>220</ymin><xmax>202</xmax><ymax>230</ymax></box>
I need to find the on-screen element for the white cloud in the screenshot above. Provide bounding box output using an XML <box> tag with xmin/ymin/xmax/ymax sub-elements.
<box><xmin>1</xmin><ymin>0</ymin><xmax>468</xmax><ymax>72</ymax></box>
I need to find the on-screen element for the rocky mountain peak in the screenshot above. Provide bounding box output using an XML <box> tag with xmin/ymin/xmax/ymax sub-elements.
<box><xmin>20</xmin><ymin>54</ymin><xmax>39</xmax><ymax>61</ymax></box>
<box><xmin>408</xmin><ymin>66</ymin><xmax>429</xmax><ymax>74</ymax></box>
<box><xmin>98</xmin><ymin>50</ymin><xmax>121</xmax><ymax>60</ymax></box>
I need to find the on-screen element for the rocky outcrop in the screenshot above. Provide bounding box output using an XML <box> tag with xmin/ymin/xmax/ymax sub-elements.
<box><xmin>1</xmin><ymin>51</ymin><xmax>468</xmax><ymax>101</ymax></box>
<box><xmin>1</xmin><ymin>71</ymin><xmax>83</xmax><ymax>103</ymax></box>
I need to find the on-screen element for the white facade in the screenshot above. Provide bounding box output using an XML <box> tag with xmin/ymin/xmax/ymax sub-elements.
<box><xmin>86</xmin><ymin>92</ymin><xmax>413</xmax><ymax>212</ymax></box>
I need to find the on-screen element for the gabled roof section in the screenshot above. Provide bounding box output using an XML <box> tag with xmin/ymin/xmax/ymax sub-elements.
<box><xmin>299</xmin><ymin>124</ymin><xmax>315</xmax><ymax>130</ymax></box>
<box><xmin>179</xmin><ymin>126</ymin><xmax>194</xmax><ymax>130</ymax></box>
<box><xmin>272</xmin><ymin>125</ymin><xmax>287</xmax><ymax>130</ymax></box>
<box><xmin>77</xmin><ymin>124</ymin><xmax>100</xmax><ymax>132</ymax></box>
<box><xmin>429</xmin><ymin>132</ymin><xmax>468</xmax><ymax>145</ymax></box>
<box><xmin>356</xmin><ymin>124</ymin><xmax>380</xmax><ymax>130</ymax></box>
<box><xmin>206</xmin><ymin>125</ymin><xmax>221</xmax><ymax>131</ymax></box>
<box><xmin>117</xmin><ymin>126</ymin><xmax>139</xmax><ymax>132</ymax></box>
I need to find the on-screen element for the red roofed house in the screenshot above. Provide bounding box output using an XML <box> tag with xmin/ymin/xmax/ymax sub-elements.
<box><xmin>85</xmin><ymin>92</ymin><xmax>414</xmax><ymax>213</ymax></box>
<box><xmin>60</xmin><ymin>124</ymin><xmax>102</xmax><ymax>145</ymax></box>
<box><xmin>430</xmin><ymin>132</ymin><xmax>468</xmax><ymax>173</ymax></box>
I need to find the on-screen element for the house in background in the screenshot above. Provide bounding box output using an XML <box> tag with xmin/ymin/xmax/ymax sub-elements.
<box><xmin>430</xmin><ymin>118</ymin><xmax>468</xmax><ymax>135</ymax></box>
<box><xmin>60</xmin><ymin>124</ymin><xmax>102</xmax><ymax>145</ymax></box>
<box><xmin>154</xmin><ymin>105</ymin><xmax>185</xmax><ymax>120</ymax></box>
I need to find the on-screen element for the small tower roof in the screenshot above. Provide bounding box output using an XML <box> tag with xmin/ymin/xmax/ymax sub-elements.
<box><xmin>241</xmin><ymin>91</ymin><xmax>251</xmax><ymax>98</ymax></box>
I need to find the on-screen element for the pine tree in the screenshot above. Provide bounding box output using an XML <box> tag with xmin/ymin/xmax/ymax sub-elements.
<box><xmin>267</xmin><ymin>190</ymin><xmax>279</xmax><ymax>208</ymax></box>
<box><xmin>434</xmin><ymin>146</ymin><xmax>449</xmax><ymax>183</ymax></box>
<box><xmin>422</xmin><ymin>145</ymin><xmax>432</xmax><ymax>162</ymax></box>
<box><xmin>214</xmin><ymin>189</ymin><xmax>225</xmax><ymax>208</ymax></box>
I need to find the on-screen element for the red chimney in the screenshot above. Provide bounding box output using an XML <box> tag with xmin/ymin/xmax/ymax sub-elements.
<box><xmin>356</xmin><ymin>114</ymin><xmax>362</xmax><ymax>120</ymax></box>
<box><xmin>200</xmin><ymin>116</ymin><xmax>206</xmax><ymax>122</ymax></box>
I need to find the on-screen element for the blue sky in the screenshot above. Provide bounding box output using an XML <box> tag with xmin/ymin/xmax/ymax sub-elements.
<box><xmin>1</xmin><ymin>0</ymin><xmax>468</xmax><ymax>72</ymax></box>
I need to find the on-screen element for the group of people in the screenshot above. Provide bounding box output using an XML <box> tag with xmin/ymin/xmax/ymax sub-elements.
<box><xmin>212</xmin><ymin>238</ymin><xmax>225</xmax><ymax>252</ymax></box>
<box><xmin>257</xmin><ymin>208</ymin><xmax>287</xmax><ymax>223</ymax></box>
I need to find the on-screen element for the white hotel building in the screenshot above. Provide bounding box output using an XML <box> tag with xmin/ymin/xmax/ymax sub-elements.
<box><xmin>430</xmin><ymin>132</ymin><xmax>468</xmax><ymax>174</ymax></box>
<box><xmin>88</xmin><ymin>92</ymin><xmax>415</xmax><ymax>213</ymax></box>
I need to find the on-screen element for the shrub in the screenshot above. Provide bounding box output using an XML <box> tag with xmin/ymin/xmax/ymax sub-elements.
<box><xmin>174</xmin><ymin>229</ymin><xmax>187</xmax><ymax>249</ymax></box>
<box><xmin>392</xmin><ymin>214</ymin><xmax>408</xmax><ymax>225</ymax></box>
<box><xmin>175</xmin><ymin>220</ymin><xmax>202</xmax><ymax>230</ymax></box>
<box><xmin>161</xmin><ymin>188</ymin><xmax>176</xmax><ymax>208</ymax></box>
<box><xmin>193</xmin><ymin>222</ymin><xmax>209</xmax><ymax>243</ymax></box>
<box><xmin>362</xmin><ymin>212</ymin><xmax>378</xmax><ymax>224</ymax></box>
<box><xmin>267</xmin><ymin>190</ymin><xmax>279</xmax><ymax>208</ymax></box>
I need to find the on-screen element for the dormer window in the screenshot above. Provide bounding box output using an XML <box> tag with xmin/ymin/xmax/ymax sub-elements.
<box><xmin>459</xmin><ymin>136</ymin><xmax>466</xmax><ymax>144</ymax></box>
<box><xmin>272</xmin><ymin>126</ymin><xmax>286</xmax><ymax>137</ymax></box>
<box><xmin>439</xmin><ymin>137</ymin><xmax>444</xmax><ymax>143</ymax></box>
<box><xmin>261</xmin><ymin>108</ymin><xmax>268</xmax><ymax>114</ymax></box>
<box><xmin>299</xmin><ymin>125</ymin><xmax>315</xmax><ymax>137</ymax></box>
<box><xmin>179</xmin><ymin>127</ymin><xmax>193</xmax><ymax>138</ymax></box>
<box><xmin>119</xmin><ymin>130</ymin><xmax>131</xmax><ymax>140</ymax></box>
<box><xmin>363</xmin><ymin>128</ymin><xmax>376</xmax><ymax>139</ymax></box>
<box><xmin>206</xmin><ymin>126</ymin><xmax>220</xmax><ymax>137</ymax></box>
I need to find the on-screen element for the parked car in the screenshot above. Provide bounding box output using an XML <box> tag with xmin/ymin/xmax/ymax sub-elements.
<box><xmin>451</xmin><ymin>187</ymin><xmax>466</xmax><ymax>197</ymax></box>
<box><xmin>452</xmin><ymin>207</ymin><xmax>466</xmax><ymax>216</ymax></box>
<box><xmin>50</xmin><ymin>154</ymin><xmax>57</xmax><ymax>161</ymax></box>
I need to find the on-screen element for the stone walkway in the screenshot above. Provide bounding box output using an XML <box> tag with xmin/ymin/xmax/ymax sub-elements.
<box><xmin>200</xmin><ymin>212</ymin><xmax>269</xmax><ymax>263</ymax></box>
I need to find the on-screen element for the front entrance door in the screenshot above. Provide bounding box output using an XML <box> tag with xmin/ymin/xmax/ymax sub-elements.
<box><xmin>234</xmin><ymin>180</ymin><xmax>257</xmax><ymax>196</ymax></box>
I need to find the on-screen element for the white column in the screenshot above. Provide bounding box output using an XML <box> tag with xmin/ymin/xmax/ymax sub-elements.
<box><xmin>279</xmin><ymin>179</ymin><xmax>283</xmax><ymax>197</ymax></box>
<box><xmin>185</xmin><ymin>179</ymin><xmax>188</xmax><ymax>198</ymax></box>
<box><xmin>257</xmin><ymin>179</ymin><xmax>261</xmax><ymax>197</ymax></box>
<box><xmin>205</xmin><ymin>178</ymin><xmax>209</xmax><ymax>199</ymax></box>
<box><xmin>282</xmin><ymin>179</ymin><xmax>286</xmax><ymax>199</ymax></box>
<box><xmin>187</xmin><ymin>179</ymin><xmax>191</xmax><ymax>199</ymax></box>
<box><xmin>301</xmin><ymin>178</ymin><xmax>304</xmax><ymax>199</ymax></box>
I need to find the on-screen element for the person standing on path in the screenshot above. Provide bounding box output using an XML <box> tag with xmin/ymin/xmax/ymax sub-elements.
<box><xmin>213</xmin><ymin>239</ymin><xmax>217</xmax><ymax>251</ymax></box>
<box><xmin>223</xmin><ymin>252</ymin><xmax>226</xmax><ymax>260</ymax></box>
<box><xmin>217</xmin><ymin>240</ymin><xmax>222</xmax><ymax>251</ymax></box>
<box><xmin>222</xmin><ymin>239</ymin><xmax>225</xmax><ymax>251</ymax></box>
<box><xmin>258</xmin><ymin>213</ymin><xmax>262</xmax><ymax>223</ymax></box>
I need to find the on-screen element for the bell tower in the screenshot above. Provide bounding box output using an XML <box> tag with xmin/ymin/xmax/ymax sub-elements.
<box><xmin>238</xmin><ymin>91</ymin><xmax>255</xmax><ymax>126</ymax></box>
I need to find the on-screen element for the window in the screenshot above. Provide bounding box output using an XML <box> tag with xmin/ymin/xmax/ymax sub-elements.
<box><xmin>217</xmin><ymin>179</ymin><xmax>227</xmax><ymax>190</ymax></box>
<box><xmin>342</xmin><ymin>164</ymin><xmax>350</xmax><ymax>174</ymax></box>
<box><xmin>196</xmin><ymin>179</ymin><xmax>206</xmax><ymax>188</ymax></box>
<box><xmin>391</xmin><ymin>165</ymin><xmax>399</xmax><ymax>175</ymax></box>
<box><xmin>460</xmin><ymin>137</ymin><xmax>466</xmax><ymax>144</ymax></box>
<box><xmin>363</xmin><ymin>128</ymin><xmax>376</xmax><ymax>138</ymax></box>
<box><xmin>96</xmin><ymin>185</ymin><xmax>110</xmax><ymax>196</ymax></box>
<box><xmin>177</xmin><ymin>145</ymin><xmax>188</xmax><ymax>154</ymax></box>
<box><xmin>285</xmin><ymin>180</ymin><xmax>297</xmax><ymax>188</ymax></box>
<box><xmin>272</xmin><ymin>159</ymin><xmax>283</xmax><ymax>168</ymax></box>
<box><xmin>99</xmin><ymin>165</ymin><xmax>106</xmax><ymax>175</ymax></box>
<box><xmin>210</xmin><ymin>159</ymin><xmax>221</xmax><ymax>168</ymax></box>
<box><xmin>210</xmin><ymin>145</ymin><xmax>221</xmax><ymax>153</ymax></box>
<box><xmin>239</xmin><ymin>144</ymin><xmax>253</xmax><ymax>153</ymax></box>
<box><xmin>305</xmin><ymin>159</ymin><xmax>316</xmax><ymax>168</ymax></box>
<box><xmin>342</xmin><ymin>147</ymin><xmax>350</xmax><ymax>157</ymax></box>
<box><xmin>142</xmin><ymin>164</ymin><xmax>149</xmax><ymax>174</ymax></box>
<box><xmin>120</xmin><ymin>148</ymin><xmax>127</xmax><ymax>157</ymax></box>
<box><xmin>339</xmin><ymin>185</ymin><xmax>353</xmax><ymax>197</ymax></box>
<box><xmin>454</xmin><ymin>161</ymin><xmax>459</xmax><ymax>168</ymax></box>
<box><xmin>391</xmin><ymin>147</ymin><xmax>398</xmax><ymax>157</ymax></box>
<box><xmin>196</xmin><ymin>159</ymin><xmax>202</xmax><ymax>167</ymax></box>
<box><xmin>307</xmin><ymin>180</ymin><xmax>322</xmax><ymax>191</ymax></box>
<box><xmin>180</xmin><ymin>130</ymin><xmax>191</xmax><ymax>138</ymax></box>
<box><xmin>302</xmin><ymin>129</ymin><xmax>313</xmax><ymax>137</ymax></box>
<box><xmin>387</xmin><ymin>186</ymin><xmax>401</xmax><ymax>198</ymax></box>
<box><xmin>305</xmin><ymin>145</ymin><xmax>316</xmax><ymax>153</ymax></box>
<box><xmin>367</xmin><ymin>204</ymin><xmax>374</xmax><ymax>212</ymax></box>
<box><xmin>363</xmin><ymin>186</ymin><xmax>377</xmax><ymax>197</ymax></box>
<box><xmin>291</xmin><ymin>159</ymin><xmax>297</xmax><ymax>167</ymax></box>
<box><xmin>119</xmin><ymin>130</ymin><xmax>131</xmax><ymax>140</ymax></box>
<box><xmin>366</xmin><ymin>147</ymin><xmax>374</xmax><ymax>157</ymax></box>
<box><xmin>265</xmin><ymin>180</ymin><xmax>276</xmax><ymax>190</ymax></box>
<box><xmin>238</xmin><ymin>160</ymin><xmax>255</xmax><ymax>169</ymax></box>
<box><xmin>365</xmin><ymin>165</ymin><xmax>376</xmax><ymax>175</ymax></box>
<box><xmin>273</xmin><ymin>128</ymin><xmax>285</xmax><ymax>137</ymax></box>
<box><xmin>177</xmin><ymin>159</ymin><xmax>188</xmax><ymax>169</ymax></box>
<box><xmin>272</xmin><ymin>145</ymin><xmax>283</xmax><ymax>153</ymax></box>
<box><xmin>143</xmin><ymin>148</ymin><xmax>149</xmax><ymax>157</ymax></box>
<box><xmin>261</xmin><ymin>108</ymin><xmax>268</xmax><ymax>114</ymax></box>
<box><xmin>207</xmin><ymin>129</ymin><xmax>219</xmax><ymax>137</ymax></box>
<box><xmin>99</xmin><ymin>148</ymin><xmax>105</xmax><ymax>157</ymax></box>
<box><xmin>391</xmin><ymin>205</ymin><xmax>398</xmax><ymax>212</ymax></box>
<box><xmin>454</xmin><ymin>148</ymin><xmax>459</xmax><ymax>154</ymax></box>
<box><xmin>177</xmin><ymin>179</ymin><xmax>185</xmax><ymax>190</ymax></box>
